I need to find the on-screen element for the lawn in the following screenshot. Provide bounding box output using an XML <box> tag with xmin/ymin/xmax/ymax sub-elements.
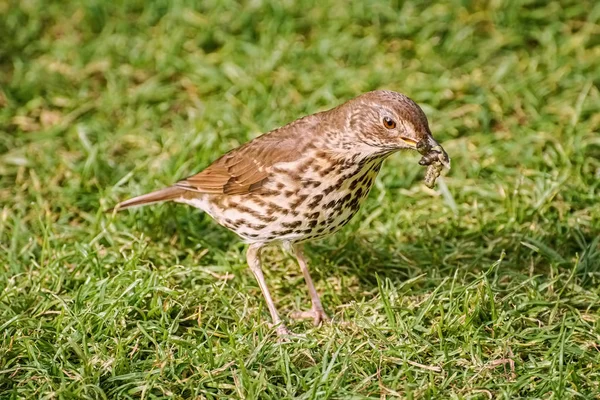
<box><xmin>1</xmin><ymin>0</ymin><xmax>600</xmax><ymax>398</ymax></box>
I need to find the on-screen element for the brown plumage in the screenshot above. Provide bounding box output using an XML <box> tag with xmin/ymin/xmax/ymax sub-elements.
<box><xmin>111</xmin><ymin>90</ymin><xmax>450</xmax><ymax>335</ymax></box>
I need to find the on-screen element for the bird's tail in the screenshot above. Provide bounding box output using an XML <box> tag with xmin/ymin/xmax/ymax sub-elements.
<box><xmin>107</xmin><ymin>186</ymin><xmax>186</xmax><ymax>212</ymax></box>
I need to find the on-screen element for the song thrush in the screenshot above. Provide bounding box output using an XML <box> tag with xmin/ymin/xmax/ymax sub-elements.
<box><xmin>110</xmin><ymin>90</ymin><xmax>450</xmax><ymax>335</ymax></box>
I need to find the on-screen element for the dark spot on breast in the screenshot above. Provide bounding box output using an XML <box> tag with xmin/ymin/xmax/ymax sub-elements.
<box><xmin>308</xmin><ymin>194</ymin><xmax>324</xmax><ymax>208</ymax></box>
<box><xmin>252</xmin><ymin>197</ymin><xmax>267</xmax><ymax>207</ymax></box>
<box><xmin>288</xmin><ymin>172</ymin><xmax>301</xmax><ymax>181</ymax></box>
<box><xmin>315</xmin><ymin>151</ymin><xmax>329</xmax><ymax>159</ymax></box>
<box><xmin>297</xmin><ymin>160</ymin><xmax>313</xmax><ymax>174</ymax></box>
<box><xmin>303</xmin><ymin>179</ymin><xmax>321</xmax><ymax>188</ymax></box>
<box><xmin>234</xmin><ymin>204</ymin><xmax>277</xmax><ymax>223</ymax></box>
<box><xmin>322</xmin><ymin>185</ymin><xmax>336</xmax><ymax>196</ymax></box>
<box><xmin>324</xmin><ymin>200</ymin><xmax>337</xmax><ymax>209</ymax></box>
<box><xmin>272</xmin><ymin>229</ymin><xmax>294</xmax><ymax>236</ymax></box>
<box><xmin>290</xmin><ymin>194</ymin><xmax>308</xmax><ymax>210</ymax></box>
<box><xmin>267</xmin><ymin>202</ymin><xmax>286</xmax><ymax>215</ymax></box>
<box><xmin>304</xmin><ymin>211</ymin><xmax>320</xmax><ymax>219</ymax></box>
<box><xmin>324</xmin><ymin>179</ymin><xmax>346</xmax><ymax>195</ymax></box>
<box><xmin>259</xmin><ymin>189</ymin><xmax>279</xmax><ymax>197</ymax></box>
<box><xmin>319</xmin><ymin>164</ymin><xmax>338</xmax><ymax>177</ymax></box>
<box><xmin>325</xmin><ymin>216</ymin><xmax>336</xmax><ymax>225</ymax></box>
<box><xmin>282</xmin><ymin>220</ymin><xmax>302</xmax><ymax>229</ymax></box>
<box><xmin>232</xmin><ymin>219</ymin><xmax>246</xmax><ymax>228</ymax></box>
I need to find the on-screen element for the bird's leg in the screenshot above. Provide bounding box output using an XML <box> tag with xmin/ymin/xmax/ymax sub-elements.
<box><xmin>288</xmin><ymin>244</ymin><xmax>330</xmax><ymax>326</ymax></box>
<box><xmin>246</xmin><ymin>243</ymin><xmax>291</xmax><ymax>336</ymax></box>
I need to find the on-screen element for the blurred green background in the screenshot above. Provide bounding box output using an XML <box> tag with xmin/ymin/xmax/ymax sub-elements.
<box><xmin>1</xmin><ymin>0</ymin><xmax>599</xmax><ymax>398</ymax></box>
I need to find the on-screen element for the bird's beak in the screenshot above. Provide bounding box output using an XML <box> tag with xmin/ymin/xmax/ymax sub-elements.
<box><xmin>399</xmin><ymin>136</ymin><xmax>419</xmax><ymax>148</ymax></box>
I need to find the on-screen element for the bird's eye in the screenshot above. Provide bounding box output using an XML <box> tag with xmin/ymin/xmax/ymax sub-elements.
<box><xmin>383</xmin><ymin>117</ymin><xmax>396</xmax><ymax>129</ymax></box>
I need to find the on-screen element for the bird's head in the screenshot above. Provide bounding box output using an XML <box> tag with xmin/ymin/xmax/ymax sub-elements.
<box><xmin>339</xmin><ymin>90</ymin><xmax>449</xmax><ymax>167</ymax></box>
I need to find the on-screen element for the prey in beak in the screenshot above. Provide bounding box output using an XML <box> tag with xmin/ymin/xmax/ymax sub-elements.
<box><xmin>416</xmin><ymin>136</ymin><xmax>450</xmax><ymax>188</ymax></box>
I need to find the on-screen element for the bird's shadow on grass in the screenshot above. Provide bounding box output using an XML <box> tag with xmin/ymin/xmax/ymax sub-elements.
<box><xmin>307</xmin><ymin>227</ymin><xmax>600</xmax><ymax>299</ymax></box>
<box><xmin>307</xmin><ymin>233</ymin><xmax>477</xmax><ymax>298</ymax></box>
<box><xmin>128</xmin><ymin>205</ymin><xmax>600</xmax><ymax>297</ymax></box>
<box><xmin>133</xmin><ymin>207</ymin><xmax>494</xmax><ymax>288</ymax></box>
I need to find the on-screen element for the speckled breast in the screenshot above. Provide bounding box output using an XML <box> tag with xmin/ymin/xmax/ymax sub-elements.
<box><xmin>199</xmin><ymin>153</ymin><xmax>386</xmax><ymax>244</ymax></box>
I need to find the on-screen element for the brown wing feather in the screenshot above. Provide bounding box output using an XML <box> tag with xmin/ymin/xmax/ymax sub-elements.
<box><xmin>176</xmin><ymin>114</ymin><xmax>321</xmax><ymax>195</ymax></box>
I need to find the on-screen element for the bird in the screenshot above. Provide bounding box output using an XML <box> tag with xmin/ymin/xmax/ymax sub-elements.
<box><xmin>110</xmin><ymin>90</ymin><xmax>450</xmax><ymax>336</ymax></box>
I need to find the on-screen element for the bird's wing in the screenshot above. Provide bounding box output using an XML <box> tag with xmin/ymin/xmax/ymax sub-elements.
<box><xmin>175</xmin><ymin>115</ymin><xmax>321</xmax><ymax>195</ymax></box>
<box><xmin>175</xmin><ymin>149</ymin><xmax>275</xmax><ymax>195</ymax></box>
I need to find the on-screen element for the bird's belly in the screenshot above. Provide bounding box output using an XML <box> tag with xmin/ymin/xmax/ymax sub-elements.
<box><xmin>242</xmin><ymin>161</ymin><xmax>381</xmax><ymax>243</ymax></box>
<box><xmin>178</xmin><ymin>158</ymin><xmax>382</xmax><ymax>244</ymax></box>
<box><xmin>227</xmin><ymin>191</ymin><xmax>369</xmax><ymax>243</ymax></box>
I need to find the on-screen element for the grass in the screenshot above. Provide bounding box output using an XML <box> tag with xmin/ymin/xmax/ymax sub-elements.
<box><xmin>1</xmin><ymin>0</ymin><xmax>600</xmax><ymax>398</ymax></box>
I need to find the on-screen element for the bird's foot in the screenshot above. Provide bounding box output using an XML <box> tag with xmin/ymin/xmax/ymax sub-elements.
<box><xmin>276</xmin><ymin>324</ymin><xmax>292</xmax><ymax>336</ymax></box>
<box><xmin>268</xmin><ymin>323</ymin><xmax>306</xmax><ymax>342</ymax></box>
<box><xmin>267</xmin><ymin>323</ymin><xmax>295</xmax><ymax>338</ymax></box>
<box><xmin>290</xmin><ymin>307</ymin><xmax>330</xmax><ymax>326</ymax></box>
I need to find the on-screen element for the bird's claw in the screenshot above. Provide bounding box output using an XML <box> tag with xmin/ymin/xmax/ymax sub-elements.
<box><xmin>267</xmin><ymin>323</ymin><xmax>292</xmax><ymax>336</ymax></box>
<box><xmin>267</xmin><ymin>323</ymin><xmax>301</xmax><ymax>341</ymax></box>
<box><xmin>268</xmin><ymin>324</ymin><xmax>307</xmax><ymax>342</ymax></box>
